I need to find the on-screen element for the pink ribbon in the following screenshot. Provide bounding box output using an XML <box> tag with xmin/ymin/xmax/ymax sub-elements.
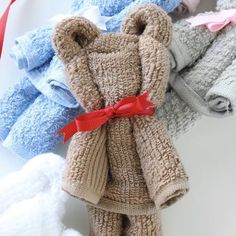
<box><xmin>187</xmin><ymin>9</ymin><xmax>236</xmax><ymax>32</ymax></box>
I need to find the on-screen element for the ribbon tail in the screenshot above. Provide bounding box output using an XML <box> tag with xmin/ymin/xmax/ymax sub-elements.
<box><xmin>139</xmin><ymin>92</ymin><xmax>155</xmax><ymax>108</ymax></box>
<box><xmin>76</xmin><ymin>115</ymin><xmax>109</xmax><ymax>131</ymax></box>
<box><xmin>207</xmin><ymin>21</ymin><xmax>229</xmax><ymax>32</ymax></box>
<box><xmin>57</xmin><ymin>120</ymin><xmax>78</xmax><ymax>143</ymax></box>
<box><xmin>186</xmin><ymin>9</ymin><xmax>236</xmax><ymax>32</ymax></box>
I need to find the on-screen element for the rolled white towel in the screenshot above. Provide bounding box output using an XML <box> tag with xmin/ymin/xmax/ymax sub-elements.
<box><xmin>0</xmin><ymin>192</ymin><xmax>65</xmax><ymax>236</ymax></box>
<box><xmin>0</xmin><ymin>153</ymin><xmax>65</xmax><ymax>213</ymax></box>
<box><xmin>0</xmin><ymin>153</ymin><xmax>82</xmax><ymax>236</ymax></box>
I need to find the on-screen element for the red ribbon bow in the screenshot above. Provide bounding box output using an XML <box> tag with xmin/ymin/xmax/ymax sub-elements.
<box><xmin>0</xmin><ymin>0</ymin><xmax>16</xmax><ymax>58</ymax></box>
<box><xmin>58</xmin><ymin>92</ymin><xmax>155</xmax><ymax>142</ymax></box>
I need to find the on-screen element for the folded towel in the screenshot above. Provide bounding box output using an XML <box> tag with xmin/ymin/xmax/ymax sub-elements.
<box><xmin>9</xmin><ymin>25</ymin><xmax>79</xmax><ymax>108</ymax></box>
<box><xmin>160</xmin><ymin>0</ymin><xmax>236</xmax><ymax>141</ymax></box>
<box><xmin>28</xmin><ymin>57</ymin><xmax>79</xmax><ymax>108</ymax></box>
<box><xmin>170</xmin><ymin>14</ymin><xmax>217</xmax><ymax>72</ymax></box>
<box><xmin>158</xmin><ymin>0</ymin><xmax>236</xmax><ymax>138</ymax></box>
<box><xmin>0</xmin><ymin>153</ymin><xmax>82</xmax><ymax>236</ymax></box>
<box><xmin>0</xmin><ymin>77</ymin><xmax>40</xmax><ymax>141</ymax></box>
<box><xmin>2</xmin><ymin>95</ymin><xmax>82</xmax><ymax>159</ymax></box>
<box><xmin>10</xmin><ymin>25</ymin><xmax>54</xmax><ymax>71</ymax></box>
<box><xmin>206</xmin><ymin>58</ymin><xmax>236</xmax><ymax>114</ymax></box>
<box><xmin>170</xmin><ymin>20</ymin><xmax>236</xmax><ymax>118</ymax></box>
<box><xmin>155</xmin><ymin>11</ymin><xmax>218</xmax><ymax>139</ymax></box>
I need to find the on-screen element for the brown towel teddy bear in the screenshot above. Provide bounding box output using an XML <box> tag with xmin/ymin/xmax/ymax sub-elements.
<box><xmin>53</xmin><ymin>4</ymin><xmax>188</xmax><ymax>235</ymax></box>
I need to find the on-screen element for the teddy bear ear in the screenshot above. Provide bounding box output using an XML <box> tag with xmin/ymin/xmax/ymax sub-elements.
<box><xmin>121</xmin><ymin>4</ymin><xmax>172</xmax><ymax>47</ymax></box>
<box><xmin>53</xmin><ymin>16</ymin><xmax>100</xmax><ymax>63</ymax></box>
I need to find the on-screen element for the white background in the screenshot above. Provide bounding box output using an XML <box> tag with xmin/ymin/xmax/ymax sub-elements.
<box><xmin>0</xmin><ymin>0</ymin><xmax>236</xmax><ymax>235</ymax></box>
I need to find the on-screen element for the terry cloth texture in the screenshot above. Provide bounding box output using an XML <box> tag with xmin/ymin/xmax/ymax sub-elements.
<box><xmin>71</xmin><ymin>0</ymin><xmax>182</xmax><ymax>31</ymax></box>
<box><xmin>87</xmin><ymin>205</ymin><xmax>161</xmax><ymax>236</ymax></box>
<box><xmin>10</xmin><ymin>27</ymin><xmax>78</xmax><ymax>108</ymax></box>
<box><xmin>157</xmin><ymin>89</ymin><xmax>200</xmax><ymax>139</ymax></box>
<box><xmin>154</xmin><ymin>10</ymin><xmax>218</xmax><ymax>140</ymax></box>
<box><xmin>53</xmin><ymin>4</ymin><xmax>188</xmax><ymax>216</ymax></box>
<box><xmin>170</xmin><ymin>0</ymin><xmax>236</xmax><ymax>118</ymax></box>
<box><xmin>10</xmin><ymin>25</ymin><xmax>54</xmax><ymax>71</ymax></box>
<box><xmin>6</xmin><ymin>3</ymin><xmax>212</xmax><ymax>159</ymax></box>
<box><xmin>3</xmin><ymin>14</ymin><xmax>210</xmax><ymax>160</ymax></box>
<box><xmin>169</xmin><ymin>14</ymin><xmax>217</xmax><ymax>72</ymax></box>
<box><xmin>0</xmin><ymin>77</ymin><xmax>40</xmax><ymax>141</ymax></box>
<box><xmin>216</xmin><ymin>0</ymin><xmax>236</xmax><ymax>10</ymax></box>
<box><xmin>2</xmin><ymin>94</ymin><xmax>81</xmax><ymax>159</ymax></box>
<box><xmin>10</xmin><ymin>0</ymin><xmax>181</xmax><ymax>109</ymax></box>
<box><xmin>170</xmin><ymin>17</ymin><xmax>236</xmax><ymax>117</ymax></box>
<box><xmin>4</xmin><ymin>1</ymin><xmax>227</xmax><ymax>160</ymax></box>
<box><xmin>0</xmin><ymin>153</ymin><xmax>82</xmax><ymax>236</ymax></box>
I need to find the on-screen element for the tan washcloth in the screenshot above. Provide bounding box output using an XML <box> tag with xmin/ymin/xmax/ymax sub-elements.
<box><xmin>53</xmin><ymin>4</ymin><xmax>188</xmax><ymax>234</ymax></box>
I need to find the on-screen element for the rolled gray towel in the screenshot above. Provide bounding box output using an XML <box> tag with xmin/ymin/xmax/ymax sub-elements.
<box><xmin>158</xmin><ymin>0</ymin><xmax>236</xmax><ymax>139</ymax></box>
<box><xmin>206</xmin><ymin>59</ymin><xmax>236</xmax><ymax>115</ymax></box>
<box><xmin>156</xmin><ymin>8</ymin><xmax>218</xmax><ymax>139</ymax></box>
<box><xmin>170</xmin><ymin>20</ymin><xmax>236</xmax><ymax>118</ymax></box>
<box><xmin>169</xmin><ymin>13</ymin><xmax>217</xmax><ymax>72</ymax></box>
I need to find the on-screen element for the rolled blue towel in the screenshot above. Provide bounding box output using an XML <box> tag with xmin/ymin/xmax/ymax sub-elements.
<box><xmin>105</xmin><ymin>0</ymin><xmax>182</xmax><ymax>32</ymax></box>
<box><xmin>27</xmin><ymin>57</ymin><xmax>79</xmax><ymax>108</ymax></box>
<box><xmin>0</xmin><ymin>77</ymin><xmax>40</xmax><ymax>141</ymax></box>
<box><xmin>71</xmin><ymin>0</ymin><xmax>182</xmax><ymax>32</ymax></box>
<box><xmin>2</xmin><ymin>94</ymin><xmax>82</xmax><ymax>159</ymax></box>
<box><xmin>71</xmin><ymin>0</ymin><xmax>181</xmax><ymax>16</ymax></box>
<box><xmin>10</xmin><ymin>25</ymin><xmax>54</xmax><ymax>71</ymax></box>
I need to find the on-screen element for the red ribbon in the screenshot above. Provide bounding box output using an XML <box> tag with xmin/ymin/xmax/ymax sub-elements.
<box><xmin>0</xmin><ymin>0</ymin><xmax>16</xmax><ymax>58</ymax></box>
<box><xmin>58</xmin><ymin>92</ymin><xmax>155</xmax><ymax>142</ymax></box>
